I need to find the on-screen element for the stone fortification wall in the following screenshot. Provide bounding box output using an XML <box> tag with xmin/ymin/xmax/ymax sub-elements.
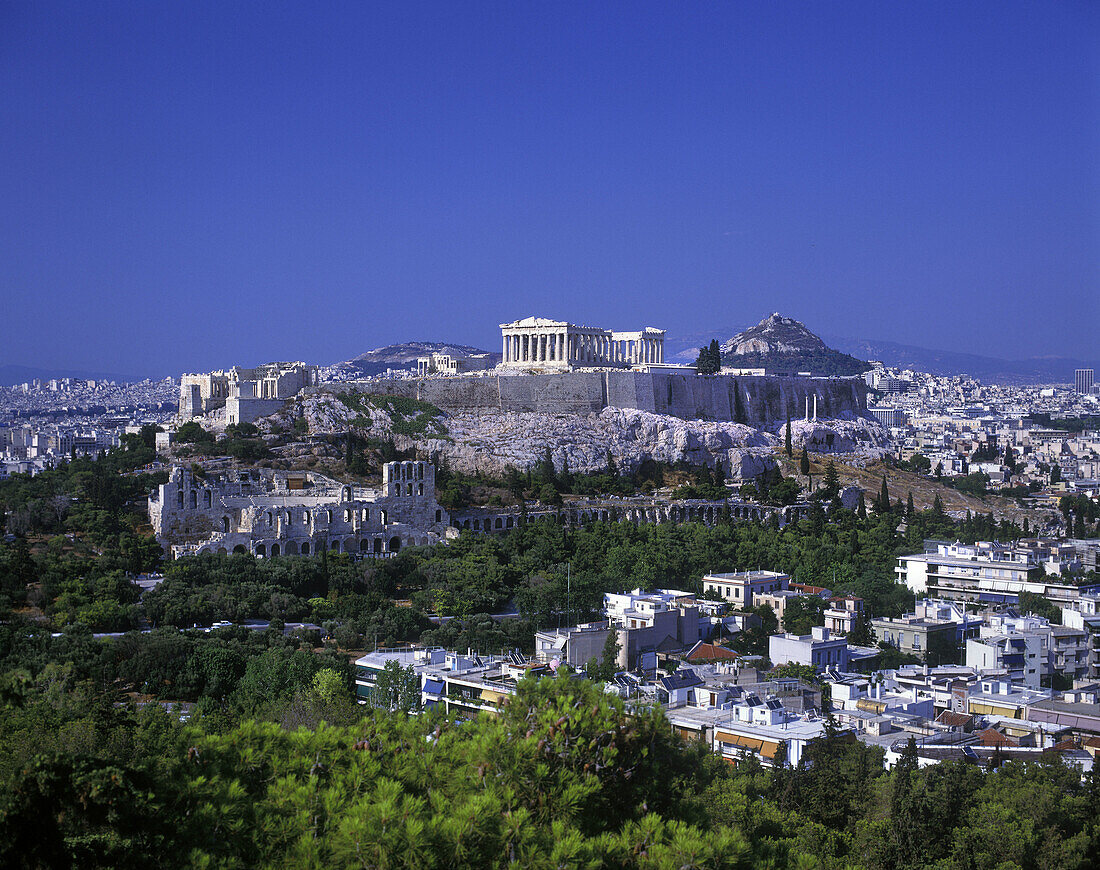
<box><xmin>373</xmin><ymin>371</ymin><xmax>866</xmax><ymax>423</ymax></box>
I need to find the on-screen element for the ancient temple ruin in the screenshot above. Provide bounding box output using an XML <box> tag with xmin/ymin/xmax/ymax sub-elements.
<box><xmin>178</xmin><ymin>361</ymin><xmax>319</xmax><ymax>424</ymax></box>
<box><xmin>149</xmin><ymin>460</ymin><xmax>451</xmax><ymax>558</ymax></box>
<box><xmin>499</xmin><ymin>317</ymin><xmax>665</xmax><ymax>370</ymax></box>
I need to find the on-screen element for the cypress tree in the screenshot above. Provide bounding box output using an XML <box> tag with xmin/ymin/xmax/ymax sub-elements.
<box><xmin>800</xmin><ymin>446</ymin><xmax>810</xmax><ymax>477</ymax></box>
<box><xmin>733</xmin><ymin>380</ymin><xmax>746</xmax><ymax>423</ymax></box>
<box><xmin>822</xmin><ymin>460</ymin><xmax>839</xmax><ymax>499</ymax></box>
<box><xmin>785</xmin><ymin>414</ymin><xmax>793</xmax><ymax>457</ymax></box>
<box><xmin>906</xmin><ymin>492</ymin><xmax>915</xmax><ymax>517</ymax></box>
<box><xmin>857</xmin><ymin>490</ymin><xmax>867</xmax><ymax>520</ymax></box>
<box><xmin>879</xmin><ymin>476</ymin><xmax>890</xmax><ymax>513</ymax></box>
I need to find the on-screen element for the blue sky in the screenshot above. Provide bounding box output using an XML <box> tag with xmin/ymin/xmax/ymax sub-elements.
<box><xmin>1</xmin><ymin>2</ymin><xmax>1096</xmax><ymax>376</ymax></box>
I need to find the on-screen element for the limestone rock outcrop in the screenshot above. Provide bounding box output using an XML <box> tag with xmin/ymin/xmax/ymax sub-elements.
<box><xmin>258</xmin><ymin>388</ymin><xmax>888</xmax><ymax>479</ymax></box>
<box><xmin>775</xmin><ymin>418</ymin><xmax>891</xmax><ymax>456</ymax></box>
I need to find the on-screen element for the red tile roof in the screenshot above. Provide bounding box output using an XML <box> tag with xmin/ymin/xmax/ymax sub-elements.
<box><xmin>684</xmin><ymin>641</ymin><xmax>740</xmax><ymax>663</ymax></box>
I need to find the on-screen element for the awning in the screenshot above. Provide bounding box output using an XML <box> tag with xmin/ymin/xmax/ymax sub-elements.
<box><xmin>423</xmin><ymin>678</ymin><xmax>445</xmax><ymax>695</ymax></box>
<box><xmin>715</xmin><ymin>731</ymin><xmax>782</xmax><ymax>759</ymax></box>
<box><xmin>969</xmin><ymin>702</ymin><xmax>1021</xmax><ymax>719</ymax></box>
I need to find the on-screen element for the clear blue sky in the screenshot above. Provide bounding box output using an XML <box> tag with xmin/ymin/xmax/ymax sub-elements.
<box><xmin>1</xmin><ymin>1</ymin><xmax>1096</xmax><ymax>376</ymax></box>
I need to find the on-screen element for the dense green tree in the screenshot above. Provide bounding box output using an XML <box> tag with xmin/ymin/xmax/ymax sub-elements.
<box><xmin>878</xmin><ymin>476</ymin><xmax>890</xmax><ymax>513</ymax></box>
<box><xmin>732</xmin><ymin>379</ymin><xmax>746</xmax><ymax>423</ymax></box>
<box><xmin>781</xmin><ymin>596</ymin><xmax>826</xmax><ymax>636</ymax></box>
<box><xmin>369</xmin><ymin>659</ymin><xmax>420</xmax><ymax>713</ymax></box>
<box><xmin>695</xmin><ymin>340</ymin><xmax>722</xmax><ymax>375</ymax></box>
<box><xmin>820</xmin><ymin>461</ymin><xmax>839</xmax><ymax>501</ymax></box>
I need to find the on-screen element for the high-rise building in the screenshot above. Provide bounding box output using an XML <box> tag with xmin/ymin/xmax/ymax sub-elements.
<box><xmin>1075</xmin><ymin>369</ymin><xmax>1094</xmax><ymax>395</ymax></box>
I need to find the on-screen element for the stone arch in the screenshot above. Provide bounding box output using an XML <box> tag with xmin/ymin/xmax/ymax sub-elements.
<box><xmin>216</xmin><ymin>547</ymin><xmax>227</xmax><ymax>556</ymax></box>
<box><xmin>285</xmin><ymin>541</ymin><xmax>298</xmax><ymax>555</ymax></box>
<box><xmin>301</xmin><ymin>542</ymin><xmax>310</xmax><ymax>555</ymax></box>
<box><xmin>373</xmin><ymin>538</ymin><xmax>383</xmax><ymax>554</ymax></box>
<box><xmin>190</xmin><ymin>491</ymin><xmax>197</xmax><ymax>509</ymax></box>
<box><xmin>270</xmin><ymin>543</ymin><xmax>280</xmax><ymax>556</ymax></box>
<box><xmin>203</xmin><ymin>491</ymin><xmax>211</xmax><ymax>508</ymax></box>
<box><xmin>379</xmin><ymin>510</ymin><xmax>388</xmax><ymax>525</ymax></box>
<box><xmin>343</xmin><ymin>538</ymin><xmax>356</xmax><ymax>553</ymax></box>
<box><xmin>418</xmin><ymin>482</ymin><xmax>423</xmax><ymax>496</ymax></box>
<box><xmin>388</xmin><ymin>536</ymin><xmax>401</xmax><ymax>553</ymax></box>
<box><xmin>344</xmin><ymin>508</ymin><xmax>352</xmax><ymax>522</ymax></box>
<box><xmin>222</xmin><ymin>516</ymin><xmax>231</xmax><ymax>533</ymax></box>
<box><xmin>256</xmin><ymin>544</ymin><xmax>266</xmax><ymax>557</ymax></box>
<box><xmin>233</xmin><ymin>544</ymin><xmax>247</xmax><ymax>554</ymax></box>
<box><xmin>360</xmin><ymin>539</ymin><xmax>370</xmax><ymax>552</ymax></box>
<box><xmin>362</xmin><ymin>508</ymin><xmax>370</xmax><ymax>521</ymax></box>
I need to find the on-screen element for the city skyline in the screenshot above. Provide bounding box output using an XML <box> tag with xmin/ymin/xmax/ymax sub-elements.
<box><xmin>1</xmin><ymin>2</ymin><xmax>1097</xmax><ymax>375</ymax></box>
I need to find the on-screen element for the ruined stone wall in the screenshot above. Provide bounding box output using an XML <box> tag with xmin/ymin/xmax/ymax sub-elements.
<box><xmin>375</xmin><ymin>371</ymin><xmax>866</xmax><ymax>423</ymax></box>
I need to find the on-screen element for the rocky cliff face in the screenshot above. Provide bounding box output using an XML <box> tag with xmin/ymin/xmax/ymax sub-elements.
<box><xmin>717</xmin><ymin>313</ymin><xmax>870</xmax><ymax>377</ymax></box>
<box><xmin>261</xmin><ymin>390</ymin><xmax>889</xmax><ymax>479</ymax></box>
<box><xmin>722</xmin><ymin>313</ymin><xmax>828</xmax><ymax>355</ymax></box>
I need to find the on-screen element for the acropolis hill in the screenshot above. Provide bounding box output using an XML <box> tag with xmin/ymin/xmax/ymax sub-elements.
<box><xmin>173</xmin><ymin>316</ymin><xmax>886</xmax><ymax>479</ymax></box>
<box><xmin>244</xmin><ymin>316</ymin><xmax>887</xmax><ymax>479</ymax></box>
<box><xmin>371</xmin><ymin>315</ymin><xmax>870</xmax><ymax>423</ymax></box>
<box><xmin>373</xmin><ymin>367</ymin><xmax>868</xmax><ymax>423</ymax></box>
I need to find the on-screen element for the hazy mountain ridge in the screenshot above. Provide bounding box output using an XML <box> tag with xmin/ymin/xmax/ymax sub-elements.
<box><xmin>825</xmin><ymin>336</ymin><xmax>1099</xmax><ymax>385</ymax></box>
<box><xmin>334</xmin><ymin>342</ymin><xmax>497</xmax><ymax>377</ymax></box>
<box><xmin>0</xmin><ymin>364</ymin><xmax>149</xmax><ymax>386</ymax></box>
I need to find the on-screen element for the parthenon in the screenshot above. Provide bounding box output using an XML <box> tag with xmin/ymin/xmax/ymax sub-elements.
<box><xmin>499</xmin><ymin>317</ymin><xmax>665</xmax><ymax>370</ymax></box>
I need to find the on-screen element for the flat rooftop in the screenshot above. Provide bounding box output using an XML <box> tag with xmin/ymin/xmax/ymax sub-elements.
<box><xmin>704</xmin><ymin>571</ymin><xmax>789</xmax><ymax>581</ymax></box>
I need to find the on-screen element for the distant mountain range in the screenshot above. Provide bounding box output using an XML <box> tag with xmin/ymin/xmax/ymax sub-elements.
<box><xmin>0</xmin><ymin>364</ymin><xmax>147</xmax><ymax>387</ymax></box>
<box><xmin>333</xmin><ymin>342</ymin><xmax>498</xmax><ymax>377</ymax></box>
<box><xmin>822</xmin><ymin>336</ymin><xmax>1098</xmax><ymax>385</ymax></box>
<box><xmin>9</xmin><ymin>324</ymin><xmax>1091</xmax><ymax>388</ymax></box>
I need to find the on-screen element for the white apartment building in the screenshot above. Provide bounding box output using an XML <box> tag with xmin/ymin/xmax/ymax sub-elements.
<box><xmin>702</xmin><ymin>571</ymin><xmax>790</xmax><ymax>607</ymax></box>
